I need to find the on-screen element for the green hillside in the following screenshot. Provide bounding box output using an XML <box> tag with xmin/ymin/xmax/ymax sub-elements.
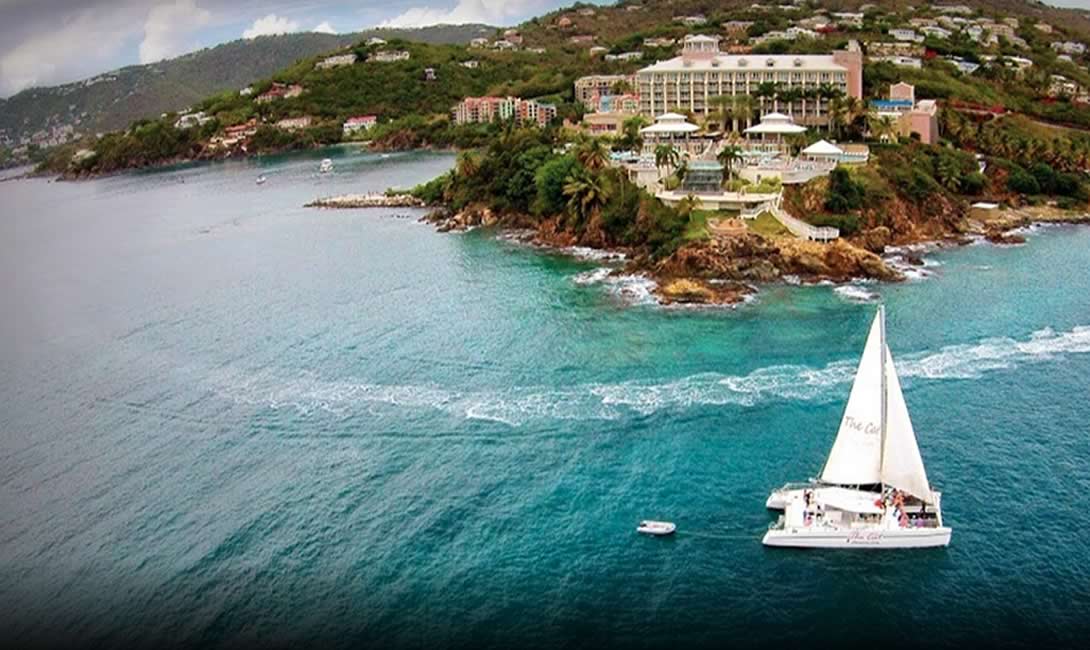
<box><xmin>0</xmin><ymin>24</ymin><xmax>493</xmax><ymax>146</ymax></box>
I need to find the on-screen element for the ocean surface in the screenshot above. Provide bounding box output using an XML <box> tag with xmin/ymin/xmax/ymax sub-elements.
<box><xmin>2</xmin><ymin>148</ymin><xmax>1089</xmax><ymax>648</ymax></box>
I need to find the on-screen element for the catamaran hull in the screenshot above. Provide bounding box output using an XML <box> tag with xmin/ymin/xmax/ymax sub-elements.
<box><xmin>762</xmin><ymin>526</ymin><xmax>951</xmax><ymax>549</ymax></box>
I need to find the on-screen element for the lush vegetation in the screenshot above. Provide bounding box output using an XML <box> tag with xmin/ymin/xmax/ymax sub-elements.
<box><xmin>1</xmin><ymin>26</ymin><xmax>493</xmax><ymax>147</ymax></box>
<box><xmin>411</xmin><ymin>127</ymin><xmax>691</xmax><ymax>258</ymax></box>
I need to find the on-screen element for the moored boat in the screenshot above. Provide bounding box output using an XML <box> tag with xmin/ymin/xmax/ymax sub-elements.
<box><xmin>762</xmin><ymin>306</ymin><xmax>951</xmax><ymax>549</ymax></box>
<box><xmin>319</xmin><ymin>158</ymin><xmax>334</xmax><ymax>173</ymax></box>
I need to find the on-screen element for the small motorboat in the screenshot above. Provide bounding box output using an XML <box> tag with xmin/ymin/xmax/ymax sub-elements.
<box><xmin>637</xmin><ymin>520</ymin><xmax>676</xmax><ymax>536</ymax></box>
<box><xmin>255</xmin><ymin>174</ymin><xmax>267</xmax><ymax>185</ymax></box>
<box><xmin>319</xmin><ymin>158</ymin><xmax>334</xmax><ymax>173</ymax></box>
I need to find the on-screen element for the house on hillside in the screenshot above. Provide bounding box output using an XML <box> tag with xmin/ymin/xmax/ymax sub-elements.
<box><xmin>469</xmin><ymin>37</ymin><xmax>489</xmax><ymax>48</ymax></box>
<box><xmin>254</xmin><ymin>83</ymin><xmax>303</xmax><ymax>103</ymax></box>
<box><xmin>343</xmin><ymin>115</ymin><xmax>377</xmax><ymax>134</ymax></box>
<box><xmin>367</xmin><ymin>37</ymin><xmax>387</xmax><ymax>46</ymax></box>
<box><xmin>275</xmin><ymin>116</ymin><xmax>312</xmax><ymax>130</ymax></box>
<box><xmin>316</xmin><ymin>53</ymin><xmax>357</xmax><ymax>69</ymax></box>
<box><xmin>370</xmin><ymin>50</ymin><xmax>410</xmax><ymax>62</ymax></box>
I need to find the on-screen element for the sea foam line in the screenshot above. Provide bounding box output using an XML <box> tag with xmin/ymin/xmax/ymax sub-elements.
<box><xmin>218</xmin><ymin>326</ymin><xmax>1090</xmax><ymax>426</ymax></box>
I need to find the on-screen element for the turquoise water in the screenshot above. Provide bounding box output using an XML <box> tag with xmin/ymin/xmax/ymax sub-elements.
<box><xmin>2</xmin><ymin>149</ymin><xmax>1089</xmax><ymax>648</ymax></box>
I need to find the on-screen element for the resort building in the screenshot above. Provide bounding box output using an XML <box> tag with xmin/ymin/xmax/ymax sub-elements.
<box><xmin>873</xmin><ymin>56</ymin><xmax>923</xmax><ymax>69</ymax></box>
<box><xmin>370</xmin><ymin>50</ymin><xmax>410</xmax><ymax>62</ymax></box>
<box><xmin>574</xmin><ymin>75</ymin><xmax>637</xmax><ymax>110</ymax></box>
<box><xmin>275</xmin><ymin>116</ymin><xmax>313</xmax><ymax>131</ymax></box>
<box><xmin>889</xmin><ymin>29</ymin><xmax>924</xmax><ymax>43</ymax></box>
<box><xmin>635</xmin><ymin>35</ymin><xmax>863</xmax><ymax>128</ymax></box>
<box><xmin>870</xmin><ymin>83</ymin><xmax>938</xmax><ymax>144</ymax></box>
<box><xmin>581</xmin><ymin>112</ymin><xmax>627</xmax><ymax>136</ymax></box>
<box><xmin>174</xmin><ymin>111</ymin><xmax>212</xmax><ymax>129</ymax></box>
<box><xmin>343</xmin><ymin>115</ymin><xmax>377</xmax><ymax>134</ymax></box>
<box><xmin>316</xmin><ymin>54</ymin><xmax>357</xmax><ymax>70</ymax></box>
<box><xmin>450</xmin><ymin>97</ymin><xmax>556</xmax><ymax>127</ymax></box>
<box><xmin>254</xmin><ymin>83</ymin><xmax>303</xmax><ymax>104</ymax></box>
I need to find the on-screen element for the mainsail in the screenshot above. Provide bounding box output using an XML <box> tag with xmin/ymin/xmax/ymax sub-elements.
<box><xmin>880</xmin><ymin>348</ymin><xmax>934</xmax><ymax>502</ymax></box>
<box><xmin>820</xmin><ymin>308</ymin><xmax>934</xmax><ymax>503</ymax></box>
<box><xmin>820</xmin><ymin>313</ymin><xmax>884</xmax><ymax>486</ymax></box>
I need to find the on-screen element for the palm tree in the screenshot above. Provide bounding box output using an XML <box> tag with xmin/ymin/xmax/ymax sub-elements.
<box><xmin>575</xmin><ymin>136</ymin><xmax>610</xmax><ymax>171</ymax></box>
<box><xmin>563</xmin><ymin>171</ymin><xmax>610</xmax><ymax>226</ymax></box>
<box><xmin>731</xmin><ymin>94</ymin><xmax>755</xmax><ymax>132</ymax></box>
<box><xmin>717</xmin><ymin>145</ymin><xmax>744</xmax><ymax>186</ymax></box>
<box><xmin>677</xmin><ymin>194</ymin><xmax>699</xmax><ymax>221</ymax></box>
<box><xmin>455</xmin><ymin>151</ymin><xmax>480</xmax><ymax>178</ymax></box>
<box><xmin>754</xmin><ymin>82</ymin><xmax>779</xmax><ymax>116</ymax></box>
<box><xmin>868</xmin><ymin>113</ymin><xmax>899</xmax><ymax>143</ymax></box>
<box><xmin>619</xmin><ymin>116</ymin><xmax>648</xmax><ymax>152</ymax></box>
<box><xmin>936</xmin><ymin>156</ymin><xmax>962</xmax><ymax>191</ymax></box>
<box><xmin>708</xmin><ymin>95</ymin><xmax>732</xmax><ymax>133</ymax></box>
<box><xmin>654</xmin><ymin>144</ymin><xmax>679</xmax><ymax>174</ymax></box>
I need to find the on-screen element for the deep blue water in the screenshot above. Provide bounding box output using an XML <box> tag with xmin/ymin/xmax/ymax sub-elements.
<box><xmin>2</xmin><ymin>148</ymin><xmax>1089</xmax><ymax>648</ymax></box>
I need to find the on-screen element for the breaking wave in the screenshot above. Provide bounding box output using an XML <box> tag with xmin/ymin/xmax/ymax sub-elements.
<box><xmin>217</xmin><ymin>326</ymin><xmax>1090</xmax><ymax>426</ymax></box>
<box><xmin>834</xmin><ymin>284</ymin><xmax>880</xmax><ymax>303</ymax></box>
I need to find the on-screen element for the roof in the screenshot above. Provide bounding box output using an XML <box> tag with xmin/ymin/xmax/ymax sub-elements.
<box><xmin>744</xmin><ymin>112</ymin><xmax>807</xmax><ymax>134</ymax></box>
<box><xmin>802</xmin><ymin>139</ymin><xmax>844</xmax><ymax>156</ymax></box>
<box><xmin>641</xmin><ymin>122</ymin><xmax>699</xmax><ymax>134</ymax></box>
<box><xmin>638</xmin><ymin>53</ymin><xmax>846</xmax><ymax>73</ymax></box>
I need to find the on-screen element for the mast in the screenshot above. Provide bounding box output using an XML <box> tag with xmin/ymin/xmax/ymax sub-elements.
<box><xmin>878</xmin><ymin>304</ymin><xmax>887</xmax><ymax>482</ymax></box>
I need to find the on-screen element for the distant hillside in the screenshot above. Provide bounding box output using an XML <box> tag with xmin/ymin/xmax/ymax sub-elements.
<box><xmin>0</xmin><ymin>24</ymin><xmax>494</xmax><ymax>145</ymax></box>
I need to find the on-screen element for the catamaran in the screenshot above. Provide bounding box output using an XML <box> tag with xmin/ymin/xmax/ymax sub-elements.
<box><xmin>763</xmin><ymin>306</ymin><xmax>951</xmax><ymax>549</ymax></box>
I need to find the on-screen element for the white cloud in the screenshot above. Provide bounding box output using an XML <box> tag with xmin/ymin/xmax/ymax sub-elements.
<box><xmin>380</xmin><ymin>0</ymin><xmax>552</xmax><ymax>28</ymax></box>
<box><xmin>312</xmin><ymin>21</ymin><xmax>336</xmax><ymax>34</ymax></box>
<box><xmin>139</xmin><ymin>0</ymin><xmax>212</xmax><ymax>64</ymax></box>
<box><xmin>242</xmin><ymin>13</ymin><xmax>302</xmax><ymax>39</ymax></box>
<box><xmin>0</xmin><ymin>7</ymin><xmax>136</xmax><ymax>96</ymax></box>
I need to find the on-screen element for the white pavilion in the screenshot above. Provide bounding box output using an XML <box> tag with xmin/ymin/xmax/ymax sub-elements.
<box><xmin>640</xmin><ymin>112</ymin><xmax>701</xmax><ymax>154</ymax></box>
<box><xmin>743</xmin><ymin>112</ymin><xmax>807</xmax><ymax>153</ymax></box>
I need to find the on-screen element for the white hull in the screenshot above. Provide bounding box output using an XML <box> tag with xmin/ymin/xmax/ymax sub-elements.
<box><xmin>763</xmin><ymin>526</ymin><xmax>951</xmax><ymax>549</ymax></box>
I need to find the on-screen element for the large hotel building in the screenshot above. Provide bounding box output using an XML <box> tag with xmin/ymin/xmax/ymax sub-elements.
<box><xmin>635</xmin><ymin>35</ymin><xmax>863</xmax><ymax>127</ymax></box>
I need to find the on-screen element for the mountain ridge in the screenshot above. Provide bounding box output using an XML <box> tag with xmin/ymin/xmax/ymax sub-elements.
<box><xmin>0</xmin><ymin>24</ymin><xmax>494</xmax><ymax>147</ymax></box>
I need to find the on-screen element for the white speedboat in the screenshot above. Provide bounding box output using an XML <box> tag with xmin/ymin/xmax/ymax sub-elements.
<box><xmin>319</xmin><ymin>158</ymin><xmax>334</xmax><ymax>173</ymax></box>
<box><xmin>637</xmin><ymin>520</ymin><xmax>676</xmax><ymax>536</ymax></box>
<box><xmin>255</xmin><ymin>174</ymin><xmax>267</xmax><ymax>185</ymax></box>
<box><xmin>763</xmin><ymin>306</ymin><xmax>951</xmax><ymax>549</ymax></box>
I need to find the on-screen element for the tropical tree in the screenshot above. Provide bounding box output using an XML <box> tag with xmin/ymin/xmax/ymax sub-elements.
<box><xmin>717</xmin><ymin>144</ymin><xmax>744</xmax><ymax>185</ymax></box>
<box><xmin>456</xmin><ymin>150</ymin><xmax>480</xmax><ymax>178</ymax></box>
<box><xmin>708</xmin><ymin>95</ymin><xmax>733</xmax><ymax>133</ymax></box>
<box><xmin>563</xmin><ymin>170</ymin><xmax>610</xmax><ymax>226</ymax></box>
<box><xmin>575</xmin><ymin>136</ymin><xmax>610</xmax><ymax>171</ymax></box>
<box><xmin>935</xmin><ymin>155</ymin><xmax>963</xmax><ymax>191</ymax></box>
<box><xmin>677</xmin><ymin>194</ymin><xmax>699</xmax><ymax>221</ymax></box>
<box><xmin>731</xmin><ymin>94</ymin><xmax>755</xmax><ymax>132</ymax></box>
<box><xmin>868</xmin><ymin>113</ymin><xmax>899</xmax><ymax>143</ymax></box>
<box><xmin>619</xmin><ymin>116</ymin><xmax>648</xmax><ymax>151</ymax></box>
<box><xmin>654</xmin><ymin>143</ymin><xmax>679</xmax><ymax>173</ymax></box>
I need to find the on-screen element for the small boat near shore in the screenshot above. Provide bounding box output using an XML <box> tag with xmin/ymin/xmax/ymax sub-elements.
<box><xmin>319</xmin><ymin>158</ymin><xmax>334</xmax><ymax>174</ymax></box>
<box><xmin>763</xmin><ymin>306</ymin><xmax>951</xmax><ymax>549</ymax></box>
<box><xmin>637</xmin><ymin>520</ymin><xmax>676</xmax><ymax>536</ymax></box>
<box><xmin>255</xmin><ymin>174</ymin><xmax>267</xmax><ymax>185</ymax></box>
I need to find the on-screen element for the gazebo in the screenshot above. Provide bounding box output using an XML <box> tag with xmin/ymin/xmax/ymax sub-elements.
<box><xmin>743</xmin><ymin>112</ymin><xmax>807</xmax><ymax>153</ymax></box>
<box><xmin>801</xmin><ymin>139</ymin><xmax>844</xmax><ymax>162</ymax></box>
<box><xmin>641</xmin><ymin>112</ymin><xmax>700</xmax><ymax>154</ymax></box>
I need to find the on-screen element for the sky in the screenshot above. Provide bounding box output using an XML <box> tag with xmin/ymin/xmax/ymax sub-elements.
<box><xmin>0</xmin><ymin>0</ymin><xmax>596</xmax><ymax>97</ymax></box>
<box><xmin>0</xmin><ymin>0</ymin><xmax>1087</xmax><ymax>98</ymax></box>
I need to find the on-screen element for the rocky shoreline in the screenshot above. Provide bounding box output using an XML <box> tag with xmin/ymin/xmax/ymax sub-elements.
<box><xmin>420</xmin><ymin>201</ymin><xmax>1090</xmax><ymax>307</ymax></box>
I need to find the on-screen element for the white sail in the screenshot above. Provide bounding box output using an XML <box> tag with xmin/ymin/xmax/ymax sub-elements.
<box><xmin>820</xmin><ymin>312</ymin><xmax>884</xmax><ymax>486</ymax></box>
<box><xmin>880</xmin><ymin>348</ymin><xmax>934</xmax><ymax>503</ymax></box>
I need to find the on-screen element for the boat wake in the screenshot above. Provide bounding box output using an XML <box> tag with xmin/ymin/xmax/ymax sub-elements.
<box><xmin>216</xmin><ymin>325</ymin><xmax>1090</xmax><ymax>426</ymax></box>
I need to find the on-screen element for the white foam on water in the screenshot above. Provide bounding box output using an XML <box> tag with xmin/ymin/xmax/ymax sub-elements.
<box><xmin>603</xmin><ymin>273</ymin><xmax>658</xmax><ymax>305</ymax></box>
<box><xmin>561</xmin><ymin>246</ymin><xmax>626</xmax><ymax>262</ymax></box>
<box><xmin>215</xmin><ymin>326</ymin><xmax>1090</xmax><ymax>426</ymax></box>
<box><xmin>834</xmin><ymin>285</ymin><xmax>880</xmax><ymax>303</ymax></box>
<box><xmin>572</xmin><ymin>267</ymin><xmax>612</xmax><ymax>285</ymax></box>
